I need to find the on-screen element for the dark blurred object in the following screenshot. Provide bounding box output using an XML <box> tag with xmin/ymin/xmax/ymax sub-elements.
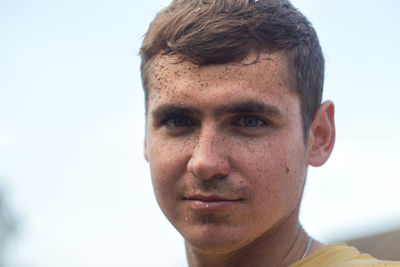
<box><xmin>0</xmin><ymin>185</ymin><xmax>18</xmax><ymax>262</ymax></box>
<box><xmin>347</xmin><ymin>229</ymin><xmax>400</xmax><ymax>261</ymax></box>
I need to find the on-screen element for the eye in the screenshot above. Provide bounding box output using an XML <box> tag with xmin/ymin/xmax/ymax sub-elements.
<box><xmin>233</xmin><ymin>116</ymin><xmax>266</xmax><ymax>128</ymax></box>
<box><xmin>165</xmin><ymin>116</ymin><xmax>195</xmax><ymax>128</ymax></box>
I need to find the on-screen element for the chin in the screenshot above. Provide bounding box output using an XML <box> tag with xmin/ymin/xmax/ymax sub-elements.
<box><xmin>181</xmin><ymin>223</ymin><xmax>256</xmax><ymax>255</ymax></box>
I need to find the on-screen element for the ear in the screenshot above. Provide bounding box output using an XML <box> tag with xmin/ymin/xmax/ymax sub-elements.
<box><xmin>307</xmin><ymin>101</ymin><xmax>335</xmax><ymax>167</ymax></box>
<box><xmin>144</xmin><ymin>136</ymin><xmax>149</xmax><ymax>162</ymax></box>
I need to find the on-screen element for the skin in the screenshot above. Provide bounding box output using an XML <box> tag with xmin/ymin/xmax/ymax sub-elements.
<box><xmin>144</xmin><ymin>52</ymin><xmax>335</xmax><ymax>267</ymax></box>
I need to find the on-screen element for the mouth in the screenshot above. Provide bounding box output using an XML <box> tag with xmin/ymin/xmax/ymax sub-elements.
<box><xmin>183</xmin><ymin>194</ymin><xmax>243</xmax><ymax>213</ymax></box>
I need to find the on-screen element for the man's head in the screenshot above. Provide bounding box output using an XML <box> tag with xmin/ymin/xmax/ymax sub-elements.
<box><xmin>140</xmin><ymin>0</ymin><xmax>324</xmax><ymax>136</ymax></box>
<box><xmin>140</xmin><ymin>0</ymin><xmax>335</xmax><ymax>261</ymax></box>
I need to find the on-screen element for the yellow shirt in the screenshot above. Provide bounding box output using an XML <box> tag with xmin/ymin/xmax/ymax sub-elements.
<box><xmin>290</xmin><ymin>243</ymin><xmax>400</xmax><ymax>267</ymax></box>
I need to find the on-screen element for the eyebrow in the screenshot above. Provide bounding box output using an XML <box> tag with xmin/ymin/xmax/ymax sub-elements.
<box><xmin>151</xmin><ymin>104</ymin><xmax>201</xmax><ymax>120</ymax></box>
<box><xmin>215</xmin><ymin>100</ymin><xmax>282</xmax><ymax>117</ymax></box>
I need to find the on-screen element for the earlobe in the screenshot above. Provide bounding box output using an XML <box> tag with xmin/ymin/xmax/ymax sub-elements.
<box><xmin>307</xmin><ymin>101</ymin><xmax>335</xmax><ymax>167</ymax></box>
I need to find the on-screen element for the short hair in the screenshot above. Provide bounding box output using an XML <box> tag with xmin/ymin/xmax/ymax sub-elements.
<box><xmin>140</xmin><ymin>0</ymin><xmax>324</xmax><ymax>136</ymax></box>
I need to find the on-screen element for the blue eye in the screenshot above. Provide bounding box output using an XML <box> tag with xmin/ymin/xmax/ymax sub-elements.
<box><xmin>234</xmin><ymin>116</ymin><xmax>266</xmax><ymax>127</ymax></box>
<box><xmin>166</xmin><ymin>116</ymin><xmax>195</xmax><ymax>127</ymax></box>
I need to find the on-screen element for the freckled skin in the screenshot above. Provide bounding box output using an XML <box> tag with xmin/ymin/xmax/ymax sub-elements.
<box><xmin>145</xmin><ymin>53</ymin><xmax>309</xmax><ymax>258</ymax></box>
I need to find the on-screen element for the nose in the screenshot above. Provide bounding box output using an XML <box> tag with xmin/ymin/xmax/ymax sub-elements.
<box><xmin>187</xmin><ymin>124</ymin><xmax>230</xmax><ymax>180</ymax></box>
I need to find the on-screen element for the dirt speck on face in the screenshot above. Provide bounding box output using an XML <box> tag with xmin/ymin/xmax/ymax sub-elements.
<box><xmin>286</xmin><ymin>167</ymin><xmax>290</xmax><ymax>173</ymax></box>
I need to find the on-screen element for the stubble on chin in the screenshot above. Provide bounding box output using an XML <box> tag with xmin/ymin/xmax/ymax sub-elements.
<box><xmin>183</xmin><ymin>209</ymin><xmax>233</xmax><ymax>226</ymax></box>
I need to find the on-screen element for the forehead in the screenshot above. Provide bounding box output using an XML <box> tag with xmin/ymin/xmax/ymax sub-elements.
<box><xmin>145</xmin><ymin>52</ymin><xmax>295</xmax><ymax>108</ymax></box>
<box><xmin>148</xmin><ymin>52</ymin><xmax>289</xmax><ymax>82</ymax></box>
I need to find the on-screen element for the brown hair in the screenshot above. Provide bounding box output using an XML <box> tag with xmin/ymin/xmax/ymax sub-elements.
<box><xmin>140</xmin><ymin>0</ymin><xmax>324</xmax><ymax>136</ymax></box>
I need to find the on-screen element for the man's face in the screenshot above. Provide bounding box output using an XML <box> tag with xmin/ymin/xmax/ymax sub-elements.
<box><xmin>145</xmin><ymin>53</ymin><xmax>310</xmax><ymax>253</ymax></box>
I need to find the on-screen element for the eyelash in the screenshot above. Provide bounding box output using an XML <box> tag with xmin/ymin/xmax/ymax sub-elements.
<box><xmin>164</xmin><ymin>116</ymin><xmax>195</xmax><ymax>128</ymax></box>
<box><xmin>232</xmin><ymin>115</ymin><xmax>268</xmax><ymax>128</ymax></box>
<box><xmin>161</xmin><ymin>115</ymin><xmax>268</xmax><ymax>130</ymax></box>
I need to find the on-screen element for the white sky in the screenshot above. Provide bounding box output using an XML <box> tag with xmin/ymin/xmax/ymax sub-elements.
<box><xmin>0</xmin><ymin>0</ymin><xmax>399</xmax><ymax>266</ymax></box>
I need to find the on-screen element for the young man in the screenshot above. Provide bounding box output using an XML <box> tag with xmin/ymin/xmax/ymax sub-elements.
<box><xmin>140</xmin><ymin>0</ymin><xmax>400</xmax><ymax>266</ymax></box>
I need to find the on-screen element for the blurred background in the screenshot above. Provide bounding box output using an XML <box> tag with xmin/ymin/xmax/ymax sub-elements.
<box><xmin>0</xmin><ymin>0</ymin><xmax>399</xmax><ymax>266</ymax></box>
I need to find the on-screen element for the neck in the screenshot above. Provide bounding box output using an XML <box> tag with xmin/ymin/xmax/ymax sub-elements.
<box><xmin>185</xmin><ymin>207</ymin><xmax>311</xmax><ymax>267</ymax></box>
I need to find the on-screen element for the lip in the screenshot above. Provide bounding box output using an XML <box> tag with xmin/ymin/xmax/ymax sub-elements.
<box><xmin>185</xmin><ymin>194</ymin><xmax>239</xmax><ymax>201</ymax></box>
<box><xmin>183</xmin><ymin>194</ymin><xmax>243</xmax><ymax>213</ymax></box>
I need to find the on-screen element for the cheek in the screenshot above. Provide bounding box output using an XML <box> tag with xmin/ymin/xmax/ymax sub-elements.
<box><xmin>233</xmin><ymin>137</ymin><xmax>306</xmax><ymax>206</ymax></box>
<box><xmin>147</xmin><ymin>136</ymin><xmax>192</xmax><ymax>204</ymax></box>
